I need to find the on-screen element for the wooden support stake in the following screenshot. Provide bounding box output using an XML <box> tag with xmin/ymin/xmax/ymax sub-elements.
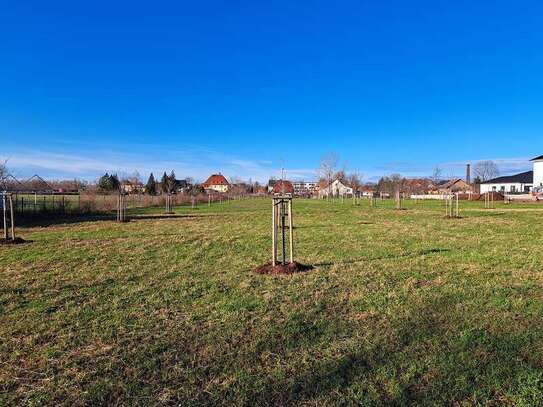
<box><xmin>456</xmin><ymin>194</ymin><xmax>459</xmax><ymax>218</ymax></box>
<box><xmin>2</xmin><ymin>194</ymin><xmax>7</xmax><ymax>240</ymax></box>
<box><xmin>9</xmin><ymin>195</ymin><xmax>15</xmax><ymax>239</ymax></box>
<box><xmin>288</xmin><ymin>199</ymin><xmax>293</xmax><ymax>263</ymax></box>
<box><xmin>272</xmin><ymin>198</ymin><xmax>277</xmax><ymax>267</ymax></box>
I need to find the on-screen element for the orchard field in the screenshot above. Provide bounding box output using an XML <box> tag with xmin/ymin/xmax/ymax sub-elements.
<box><xmin>1</xmin><ymin>198</ymin><xmax>542</xmax><ymax>405</ymax></box>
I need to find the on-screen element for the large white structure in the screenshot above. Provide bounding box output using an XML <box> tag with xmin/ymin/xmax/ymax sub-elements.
<box><xmin>533</xmin><ymin>155</ymin><xmax>543</xmax><ymax>190</ymax></box>
<box><xmin>292</xmin><ymin>180</ymin><xmax>318</xmax><ymax>196</ymax></box>
<box><xmin>480</xmin><ymin>155</ymin><xmax>543</xmax><ymax>194</ymax></box>
<box><xmin>318</xmin><ymin>179</ymin><xmax>353</xmax><ymax>198</ymax></box>
<box><xmin>480</xmin><ymin>171</ymin><xmax>533</xmax><ymax>194</ymax></box>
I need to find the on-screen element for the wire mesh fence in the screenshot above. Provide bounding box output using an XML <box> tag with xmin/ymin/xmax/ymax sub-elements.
<box><xmin>8</xmin><ymin>192</ymin><xmax>252</xmax><ymax>219</ymax></box>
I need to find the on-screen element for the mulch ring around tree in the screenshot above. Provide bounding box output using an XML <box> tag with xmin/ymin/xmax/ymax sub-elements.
<box><xmin>253</xmin><ymin>261</ymin><xmax>313</xmax><ymax>275</ymax></box>
<box><xmin>0</xmin><ymin>237</ymin><xmax>30</xmax><ymax>245</ymax></box>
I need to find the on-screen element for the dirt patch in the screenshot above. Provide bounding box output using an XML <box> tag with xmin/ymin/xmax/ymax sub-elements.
<box><xmin>0</xmin><ymin>237</ymin><xmax>30</xmax><ymax>245</ymax></box>
<box><xmin>475</xmin><ymin>192</ymin><xmax>504</xmax><ymax>201</ymax></box>
<box><xmin>253</xmin><ymin>261</ymin><xmax>313</xmax><ymax>275</ymax></box>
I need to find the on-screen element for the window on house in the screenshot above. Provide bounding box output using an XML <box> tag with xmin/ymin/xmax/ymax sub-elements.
<box><xmin>492</xmin><ymin>186</ymin><xmax>496</xmax><ymax>191</ymax></box>
<box><xmin>511</xmin><ymin>186</ymin><xmax>516</xmax><ymax>193</ymax></box>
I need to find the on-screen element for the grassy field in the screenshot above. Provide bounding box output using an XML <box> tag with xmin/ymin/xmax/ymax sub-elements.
<box><xmin>1</xmin><ymin>198</ymin><xmax>543</xmax><ymax>405</ymax></box>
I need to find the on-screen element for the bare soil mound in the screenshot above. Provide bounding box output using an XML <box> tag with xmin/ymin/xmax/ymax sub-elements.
<box><xmin>253</xmin><ymin>261</ymin><xmax>313</xmax><ymax>275</ymax></box>
<box><xmin>0</xmin><ymin>237</ymin><xmax>29</xmax><ymax>245</ymax></box>
<box><xmin>475</xmin><ymin>192</ymin><xmax>504</xmax><ymax>201</ymax></box>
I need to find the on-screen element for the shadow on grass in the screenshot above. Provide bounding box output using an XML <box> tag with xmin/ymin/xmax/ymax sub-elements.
<box><xmin>244</xmin><ymin>293</ymin><xmax>541</xmax><ymax>405</ymax></box>
<box><xmin>295</xmin><ymin>221</ymin><xmax>374</xmax><ymax>230</ymax></box>
<box><xmin>16</xmin><ymin>212</ymin><xmax>219</xmax><ymax>227</ymax></box>
<box><xmin>313</xmin><ymin>248</ymin><xmax>450</xmax><ymax>267</ymax></box>
<box><xmin>465</xmin><ymin>211</ymin><xmax>506</xmax><ymax>217</ymax></box>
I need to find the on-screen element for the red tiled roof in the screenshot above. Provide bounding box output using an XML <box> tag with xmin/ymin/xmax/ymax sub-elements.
<box><xmin>272</xmin><ymin>180</ymin><xmax>294</xmax><ymax>194</ymax></box>
<box><xmin>203</xmin><ymin>174</ymin><xmax>229</xmax><ymax>186</ymax></box>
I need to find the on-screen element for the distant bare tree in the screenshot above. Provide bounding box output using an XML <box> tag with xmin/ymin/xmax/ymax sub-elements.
<box><xmin>129</xmin><ymin>171</ymin><xmax>142</xmax><ymax>185</ymax></box>
<box><xmin>431</xmin><ymin>166</ymin><xmax>442</xmax><ymax>184</ymax></box>
<box><xmin>120</xmin><ymin>170</ymin><xmax>143</xmax><ymax>187</ymax></box>
<box><xmin>475</xmin><ymin>160</ymin><xmax>499</xmax><ymax>182</ymax></box>
<box><xmin>334</xmin><ymin>170</ymin><xmax>348</xmax><ymax>184</ymax></box>
<box><xmin>376</xmin><ymin>174</ymin><xmax>405</xmax><ymax>195</ymax></box>
<box><xmin>318</xmin><ymin>152</ymin><xmax>339</xmax><ymax>198</ymax></box>
<box><xmin>0</xmin><ymin>159</ymin><xmax>8</xmax><ymax>180</ymax></box>
<box><xmin>230</xmin><ymin>176</ymin><xmax>243</xmax><ymax>185</ymax></box>
<box><xmin>390</xmin><ymin>173</ymin><xmax>405</xmax><ymax>191</ymax></box>
<box><xmin>348</xmin><ymin>171</ymin><xmax>362</xmax><ymax>196</ymax></box>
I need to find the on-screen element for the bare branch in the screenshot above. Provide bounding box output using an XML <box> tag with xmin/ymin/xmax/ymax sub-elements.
<box><xmin>474</xmin><ymin>160</ymin><xmax>499</xmax><ymax>182</ymax></box>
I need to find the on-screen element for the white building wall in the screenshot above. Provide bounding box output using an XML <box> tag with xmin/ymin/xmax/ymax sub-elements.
<box><xmin>208</xmin><ymin>184</ymin><xmax>229</xmax><ymax>193</ymax></box>
<box><xmin>480</xmin><ymin>182</ymin><xmax>531</xmax><ymax>194</ymax></box>
<box><xmin>318</xmin><ymin>180</ymin><xmax>353</xmax><ymax>197</ymax></box>
<box><xmin>533</xmin><ymin>160</ymin><xmax>543</xmax><ymax>189</ymax></box>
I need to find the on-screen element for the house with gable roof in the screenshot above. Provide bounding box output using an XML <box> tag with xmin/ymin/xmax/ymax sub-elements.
<box><xmin>202</xmin><ymin>173</ymin><xmax>230</xmax><ymax>193</ymax></box>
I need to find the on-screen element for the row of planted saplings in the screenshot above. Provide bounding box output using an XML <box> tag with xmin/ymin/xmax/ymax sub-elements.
<box><xmin>115</xmin><ymin>192</ymin><xmax>236</xmax><ymax>222</ymax></box>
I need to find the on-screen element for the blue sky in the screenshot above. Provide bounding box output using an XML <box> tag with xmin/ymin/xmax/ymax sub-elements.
<box><xmin>2</xmin><ymin>1</ymin><xmax>543</xmax><ymax>182</ymax></box>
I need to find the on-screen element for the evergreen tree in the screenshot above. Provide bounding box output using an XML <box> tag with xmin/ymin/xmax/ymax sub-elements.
<box><xmin>160</xmin><ymin>172</ymin><xmax>169</xmax><ymax>194</ymax></box>
<box><xmin>168</xmin><ymin>170</ymin><xmax>177</xmax><ymax>193</ymax></box>
<box><xmin>109</xmin><ymin>174</ymin><xmax>120</xmax><ymax>191</ymax></box>
<box><xmin>97</xmin><ymin>172</ymin><xmax>120</xmax><ymax>192</ymax></box>
<box><xmin>97</xmin><ymin>173</ymin><xmax>111</xmax><ymax>191</ymax></box>
<box><xmin>145</xmin><ymin>173</ymin><xmax>157</xmax><ymax>195</ymax></box>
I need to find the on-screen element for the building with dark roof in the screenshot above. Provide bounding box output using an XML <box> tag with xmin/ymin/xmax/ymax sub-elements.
<box><xmin>480</xmin><ymin>170</ymin><xmax>535</xmax><ymax>194</ymax></box>
<box><xmin>478</xmin><ymin>155</ymin><xmax>543</xmax><ymax>194</ymax></box>
<box><xmin>481</xmin><ymin>171</ymin><xmax>533</xmax><ymax>185</ymax></box>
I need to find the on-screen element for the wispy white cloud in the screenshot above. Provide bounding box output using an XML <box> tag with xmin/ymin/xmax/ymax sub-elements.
<box><xmin>3</xmin><ymin>147</ymin><xmax>535</xmax><ymax>184</ymax></box>
<box><xmin>370</xmin><ymin>157</ymin><xmax>533</xmax><ymax>181</ymax></box>
<box><xmin>1</xmin><ymin>148</ymin><xmax>319</xmax><ymax>183</ymax></box>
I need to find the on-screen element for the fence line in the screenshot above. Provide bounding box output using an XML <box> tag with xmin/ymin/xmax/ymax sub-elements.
<box><xmin>10</xmin><ymin>192</ymin><xmax>257</xmax><ymax>218</ymax></box>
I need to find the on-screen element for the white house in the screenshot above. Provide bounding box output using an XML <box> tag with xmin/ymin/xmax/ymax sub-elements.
<box><xmin>202</xmin><ymin>173</ymin><xmax>230</xmax><ymax>193</ymax></box>
<box><xmin>533</xmin><ymin>155</ymin><xmax>543</xmax><ymax>190</ymax></box>
<box><xmin>480</xmin><ymin>171</ymin><xmax>533</xmax><ymax>194</ymax></box>
<box><xmin>480</xmin><ymin>155</ymin><xmax>543</xmax><ymax>194</ymax></box>
<box><xmin>318</xmin><ymin>179</ymin><xmax>353</xmax><ymax>198</ymax></box>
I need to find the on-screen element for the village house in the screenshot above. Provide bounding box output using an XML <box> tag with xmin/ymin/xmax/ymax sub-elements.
<box><xmin>318</xmin><ymin>179</ymin><xmax>354</xmax><ymax>198</ymax></box>
<box><xmin>202</xmin><ymin>173</ymin><xmax>230</xmax><ymax>193</ymax></box>
<box><xmin>402</xmin><ymin>178</ymin><xmax>434</xmax><ymax>195</ymax></box>
<box><xmin>480</xmin><ymin>171</ymin><xmax>533</xmax><ymax>194</ymax></box>
<box><xmin>120</xmin><ymin>181</ymin><xmax>144</xmax><ymax>194</ymax></box>
<box><xmin>480</xmin><ymin>155</ymin><xmax>543</xmax><ymax>194</ymax></box>
<box><xmin>272</xmin><ymin>180</ymin><xmax>294</xmax><ymax>195</ymax></box>
<box><xmin>433</xmin><ymin>179</ymin><xmax>473</xmax><ymax>194</ymax></box>
<box><xmin>175</xmin><ymin>179</ymin><xmax>190</xmax><ymax>193</ymax></box>
<box><xmin>360</xmin><ymin>184</ymin><xmax>376</xmax><ymax>197</ymax></box>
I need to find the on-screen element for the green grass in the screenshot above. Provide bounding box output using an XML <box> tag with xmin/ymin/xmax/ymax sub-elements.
<box><xmin>1</xmin><ymin>198</ymin><xmax>543</xmax><ymax>405</ymax></box>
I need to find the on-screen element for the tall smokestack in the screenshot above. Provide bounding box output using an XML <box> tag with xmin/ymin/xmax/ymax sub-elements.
<box><xmin>466</xmin><ymin>164</ymin><xmax>471</xmax><ymax>184</ymax></box>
